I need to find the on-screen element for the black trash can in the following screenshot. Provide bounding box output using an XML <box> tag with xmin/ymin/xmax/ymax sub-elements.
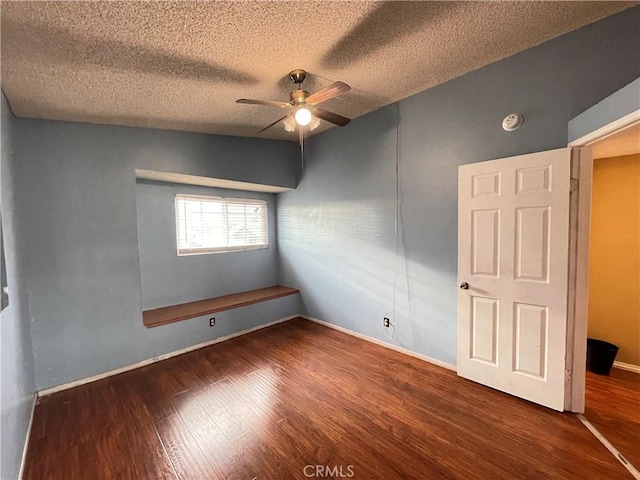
<box><xmin>586</xmin><ymin>338</ymin><xmax>619</xmax><ymax>375</ymax></box>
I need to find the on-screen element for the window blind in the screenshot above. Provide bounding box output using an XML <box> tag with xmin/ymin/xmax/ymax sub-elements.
<box><xmin>175</xmin><ymin>194</ymin><xmax>268</xmax><ymax>255</ymax></box>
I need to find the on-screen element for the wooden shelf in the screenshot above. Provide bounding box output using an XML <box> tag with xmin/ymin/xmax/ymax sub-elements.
<box><xmin>143</xmin><ymin>285</ymin><xmax>298</xmax><ymax>328</ymax></box>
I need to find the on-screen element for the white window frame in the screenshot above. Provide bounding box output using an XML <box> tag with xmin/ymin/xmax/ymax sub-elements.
<box><xmin>175</xmin><ymin>194</ymin><xmax>269</xmax><ymax>256</ymax></box>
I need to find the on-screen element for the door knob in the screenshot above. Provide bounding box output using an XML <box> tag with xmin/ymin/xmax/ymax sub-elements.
<box><xmin>459</xmin><ymin>282</ymin><xmax>469</xmax><ymax>290</ymax></box>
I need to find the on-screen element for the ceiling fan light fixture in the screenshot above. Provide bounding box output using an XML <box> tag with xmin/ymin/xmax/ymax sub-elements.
<box><xmin>309</xmin><ymin>116</ymin><xmax>321</xmax><ymax>131</ymax></box>
<box><xmin>237</xmin><ymin>71</ymin><xmax>351</xmax><ymax>135</ymax></box>
<box><xmin>295</xmin><ymin>108</ymin><xmax>312</xmax><ymax>126</ymax></box>
<box><xmin>283</xmin><ymin>115</ymin><xmax>297</xmax><ymax>132</ymax></box>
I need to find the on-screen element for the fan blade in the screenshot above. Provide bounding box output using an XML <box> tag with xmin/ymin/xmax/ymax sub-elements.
<box><xmin>257</xmin><ymin>115</ymin><xmax>290</xmax><ymax>134</ymax></box>
<box><xmin>237</xmin><ymin>99</ymin><xmax>291</xmax><ymax>108</ymax></box>
<box><xmin>313</xmin><ymin>108</ymin><xmax>351</xmax><ymax>127</ymax></box>
<box><xmin>306</xmin><ymin>81</ymin><xmax>351</xmax><ymax>105</ymax></box>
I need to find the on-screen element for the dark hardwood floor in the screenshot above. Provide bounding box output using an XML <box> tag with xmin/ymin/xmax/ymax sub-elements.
<box><xmin>24</xmin><ymin>318</ymin><xmax>628</xmax><ymax>479</ymax></box>
<box><xmin>585</xmin><ymin>367</ymin><xmax>640</xmax><ymax>470</ymax></box>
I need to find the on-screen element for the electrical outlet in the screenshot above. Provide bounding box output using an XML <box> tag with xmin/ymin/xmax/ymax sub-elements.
<box><xmin>209</xmin><ymin>317</ymin><xmax>216</xmax><ymax>327</ymax></box>
<box><xmin>383</xmin><ymin>317</ymin><xmax>390</xmax><ymax>328</ymax></box>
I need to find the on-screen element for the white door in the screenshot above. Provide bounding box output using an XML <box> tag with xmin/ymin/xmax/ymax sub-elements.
<box><xmin>457</xmin><ymin>148</ymin><xmax>571</xmax><ymax>411</ymax></box>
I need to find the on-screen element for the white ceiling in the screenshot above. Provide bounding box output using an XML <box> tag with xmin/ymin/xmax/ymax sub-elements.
<box><xmin>0</xmin><ymin>1</ymin><xmax>635</xmax><ymax>141</ymax></box>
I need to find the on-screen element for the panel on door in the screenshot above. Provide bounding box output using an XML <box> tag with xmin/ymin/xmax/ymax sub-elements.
<box><xmin>457</xmin><ymin>148</ymin><xmax>571</xmax><ymax>411</ymax></box>
<box><xmin>470</xmin><ymin>296</ymin><xmax>498</xmax><ymax>365</ymax></box>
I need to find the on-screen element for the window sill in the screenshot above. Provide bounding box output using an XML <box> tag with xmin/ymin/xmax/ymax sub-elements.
<box><xmin>142</xmin><ymin>285</ymin><xmax>299</xmax><ymax>328</ymax></box>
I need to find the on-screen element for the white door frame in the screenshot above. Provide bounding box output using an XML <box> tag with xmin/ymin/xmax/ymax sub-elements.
<box><xmin>565</xmin><ymin>108</ymin><xmax>640</xmax><ymax>413</ymax></box>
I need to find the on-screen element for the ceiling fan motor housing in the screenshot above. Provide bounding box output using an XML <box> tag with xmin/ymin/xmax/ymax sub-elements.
<box><xmin>290</xmin><ymin>89</ymin><xmax>309</xmax><ymax>105</ymax></box>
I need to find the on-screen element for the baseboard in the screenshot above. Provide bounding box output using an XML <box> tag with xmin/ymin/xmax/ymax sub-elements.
<box><xmin>36</xmin><ymin>313</ymin><xmax>458</xmax><ymax>397</ymax></box>
<box><xmin>301</xmin><ymin>315</ymin><xmax>457</xmax><ymax>372</ymax></box>
<box><xmin>37</xmin><ymin>314</ymin><xmax>299</xmax><ymax>397</ymax></box>
<box><xmin>18</xmin><ymin>393</ymin><xmax>37</xmax><ymax>480</ymax></box>
<box><xmin>613</xmin><ymin>361</ymin><xmax>640</xmax><ymax>374</ymax></box>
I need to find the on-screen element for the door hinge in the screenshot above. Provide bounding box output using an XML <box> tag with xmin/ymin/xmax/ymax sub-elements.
<box><xmin>570</xmin><ymin>178</ymin><xmax>579</xmax><ymax>192</ymax></box>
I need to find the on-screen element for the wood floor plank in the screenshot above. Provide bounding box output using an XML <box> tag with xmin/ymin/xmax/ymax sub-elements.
<box><xmin>118</xmin><ymin>385</ymin><xmax>178</xmax><ymax>480</ymax></box>
<box><xmin>585</xmin><ymin>369</ymin><xmax>640</xmax><ymax>469</ymax></box>
<box><xmin>23</xmin><ymin>318</ymin><xmax>631</xmax><ymax>479</ymax></box>
<box><xmin>155</xmin><ymin>413</ymin><xmax>219</xmax><ymax>480</ymax></box>
<box><xmin>75</xmin><ymin>430</ymin><xmax>139</xmax><ymax>480</ymax></box>
<box><xmin>171</xmin><ymin>389</ymin><xmax>256</xmax><ymax>480</ymax></box>
<box><xmin>196</xmin><ymin>382</ymin><xmax>253</xmax><ymax>442</ymax></box>
<box><xmin>124</xmin><ymin>365</ymin><xmax>185</xmax><ymax>421</ymax></box>
<box><xmin>231</xmin><ymin>430</ymin><xmax>287</xmax><ymax>480</ymax></box>
<box><xmin>21</xmin><ymin>437</ymin><xmax>70</xmax><ymax>480</ymax></box>
<box><xmin>127</xmin><ymin>423</ymin><xmax>178</xmax><ymax>480</ymax></box>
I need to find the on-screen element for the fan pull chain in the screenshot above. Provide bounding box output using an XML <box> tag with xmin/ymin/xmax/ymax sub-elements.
<box><xmin>299</xmin><ymin>127</ymin><xmax>305</xmax><ymax>178</ymax></box>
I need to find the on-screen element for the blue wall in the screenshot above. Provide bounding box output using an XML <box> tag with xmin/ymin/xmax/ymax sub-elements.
<box><xmin>1</xmin><ymin>93</ymin><xmax>36</xmax><ymax>480</ymax></box>
<box><xmin>277</xmin><ymin>7</ymin><xmax>640</xmax><ymax>366</ymax></box>
<box><xmin>136</xmin><ymin>181</ymin><xmax>279</xmax><ymax>310</ymax></box>
<box><xmin>569</xmin><ymin>77</ymin><xmax>640</xmax><ymax>143</ymax></box>
<box><xmin>11</xmin><ymin>118</ymin><xmax>299</xmax><ymax>391</ymax></box>
<box><xmin>3</xmin><ymin>4</ymin><xmax>639</xmax><ymax>400</ymax></box>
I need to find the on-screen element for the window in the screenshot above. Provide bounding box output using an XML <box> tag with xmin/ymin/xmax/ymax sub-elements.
<box><xmin>175</xmin><ymin>194</ymin><xmax>268</xmax><ymax>255</ymax></box>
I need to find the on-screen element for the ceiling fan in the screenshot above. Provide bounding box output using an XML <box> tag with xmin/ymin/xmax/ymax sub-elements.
<box><xmin>236</xmin><ymin>69</ymin><xmax>352</xmax><ymax>135</ymax></box>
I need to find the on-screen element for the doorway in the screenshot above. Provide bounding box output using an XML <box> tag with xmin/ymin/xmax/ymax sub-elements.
<box><xmin>570</xmin><ymin>118</ymin><xmax>640</xmax><ymax>473</ymax></box>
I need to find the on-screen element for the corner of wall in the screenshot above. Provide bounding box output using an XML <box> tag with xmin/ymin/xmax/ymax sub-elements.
<box><xmin>1</xmin><ymin>87</ymin><xmax>37</xmax><ymax>480</ymax></box>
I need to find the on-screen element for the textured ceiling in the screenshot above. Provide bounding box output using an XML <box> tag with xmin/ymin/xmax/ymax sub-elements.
<box><xmin>0</xmin><ymin>1</ymin><xmax>636</xmax><ymax>141</ymax></box>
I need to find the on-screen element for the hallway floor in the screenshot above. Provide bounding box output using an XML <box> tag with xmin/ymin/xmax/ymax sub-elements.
<box><xmin>585</xmin><ymin>367</ymin><xmax>640</xmax><ymax>471</ymax></box>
